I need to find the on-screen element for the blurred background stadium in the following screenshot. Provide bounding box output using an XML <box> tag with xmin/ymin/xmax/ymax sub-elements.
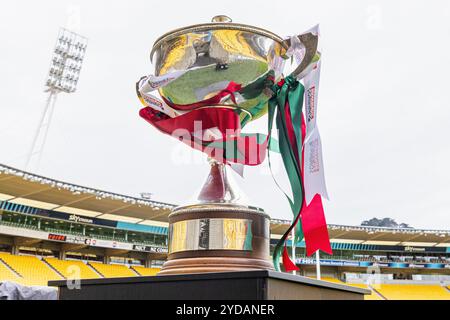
<box><xmin>0</xmin><ymin>163</ymin><xmax>449</xmax><ymax>300</ymax></box>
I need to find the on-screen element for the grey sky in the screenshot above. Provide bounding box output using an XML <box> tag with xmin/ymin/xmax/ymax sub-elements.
<box><xmin>1</xmin><ymin>0</ymin><xmax>449</xmax><ymax>229</ymax></box>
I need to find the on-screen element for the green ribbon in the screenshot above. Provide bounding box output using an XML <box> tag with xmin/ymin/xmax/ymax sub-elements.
<box><xmin>268</xmin><ymin>75</ymin><xmax>306</xmax><ymax>271</ymax></box>
<box><xmin>239</xmin><ymin>71</ymin><xmax>275</xmax><ymax>127</ymax></box>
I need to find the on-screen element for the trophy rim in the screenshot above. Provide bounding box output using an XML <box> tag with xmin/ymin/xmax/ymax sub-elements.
<box><xmin>170</xmin><ymin>203</ymin><xmax>268</xmax><ymax>217</ymax></box>
<box><xmin>150</xmin><ymin>22</ymin><xmax>288</xmax><ymax>62</ymax></box>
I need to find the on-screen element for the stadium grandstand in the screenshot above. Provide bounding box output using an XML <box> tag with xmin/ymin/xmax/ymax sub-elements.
<box><xmin>1</xmin><ymin>163</ymin><xmax>449</xmax><ymax>300</ymax></box>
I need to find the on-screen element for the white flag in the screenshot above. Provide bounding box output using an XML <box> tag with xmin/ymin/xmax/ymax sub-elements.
<box><xmin>303</xmin><ymin>60</ymin><xmax>329</xmax><ymax>205</ymax></box>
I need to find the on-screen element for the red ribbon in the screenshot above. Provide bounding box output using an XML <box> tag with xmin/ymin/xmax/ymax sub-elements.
<box><xmin>282</xmin><ymin>245</ymin><xmax>299</xmax><ymax>272</ymax></box>
<box><xmin>139</xmin><ymin>106</ymin><xmax>239</xmax><ymax>138</ymax></box>
<box><xmin>139</xmin><ymin>106</ymin><xmax>271</xmax><ymax>166</ymax></box>
<box><xmin>302</xmin><ymin>195</ymin><xmax>332</xmax><ymax>256</ymax></box>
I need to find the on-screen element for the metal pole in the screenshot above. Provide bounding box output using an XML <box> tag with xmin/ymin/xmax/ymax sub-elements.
<box><xmin>291</xmin><ymin>228</ymin><xmax>296</xmax><ymax>275</ymax></box>
<box><xmin>24</xmin><ymin>90</ymin><xmax>54</xmax><ymax>170</ymax></box>
<box><xmin>316</xmin><ymin>250</ymin><xmax>321</xmax><ymax>280</ymax></box>
<box><xmin>36</xmin><ymin>92</ymin><xmax>58</xmax><ymax>170</ymax></box>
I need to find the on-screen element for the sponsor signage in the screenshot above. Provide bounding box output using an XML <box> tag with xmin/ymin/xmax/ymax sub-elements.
<box><xmin>404</xmin><ymin>246</ymin><xmax>426</xmax><ymax>253</ymax></box>
<box><xmin>388</xmin><ymin>262</ymin><xmax>409</xmax><ymax>268</ymax></box>
<box><xmin>424</xmin><ymin>263</ymin><xmax>446</xmax><ymax>269</ymax></box>
<box><xmin>47</xmin><ymin>233</ymin><xmax>67</xmax><ymax>242</ymax></box>
<box><xmin>68</xmin><ymin>214</ymin><xmax>94</xmax><ymax>224</ymax></box>
<box><xmin>132</xmin><ymin>245</ymin><xmax>168</xmax><ymax>253</ymax></box>
<box><xmin>24</xmin><ymin>206</ymin><xmax>117</xmax><ymax>228</ymax></box>
<box><xmin>66</xmin><ymin>235</ymin><xmax>90</xmax><ymax>245</ymax></box>
<box><xmin>358</xmin><ymin>261</ymin><xmax>373</xmax><ymax>267</ymax></box>
<box><xmin>46</xmin><ymin>211</ymin><xmax>117</xmax><ymax>227</ymax></box>
<box><xmin>297</xmin><ymin>258</ymin><xmax>359</xmax><ymax>267</ymax></box>
<box><xmin>342</xmin><ymin>261</ymin><xmax>360</xmax><ymax>267</ymax></box>
<box><xmin>296</xmin><ymin>258</ymin><xmax>447</xmax><ymax>269</ymax></box>
<box><xmin>297</xmin><ymin>258</ymin><xmax>314</xmax><ymax>265</ymax></box>
<box><xmin>87</xmin><ymin>238</ymin><xmax>133</xmax><ymax>250</ymax></box>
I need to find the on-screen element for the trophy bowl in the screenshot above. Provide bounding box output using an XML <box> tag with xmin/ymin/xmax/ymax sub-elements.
<box><xmin>149</xmin><ymin>15</ymin><xmax>318</xmax><ymax>122</ymax></box>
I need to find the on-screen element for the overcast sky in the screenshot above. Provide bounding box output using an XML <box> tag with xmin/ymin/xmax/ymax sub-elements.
<box><xmin>1</xmin><ymin>0</ymin><xmax>449</xmax><ymax>229</ymax></box>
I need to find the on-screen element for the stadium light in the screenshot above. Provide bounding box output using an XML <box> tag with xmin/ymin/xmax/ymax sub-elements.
<box><xmin>45</xmin><ymin>28</ymin><xmax>88</xmax><ymax>93</ymax></box>
<box><xmin>25</xmin><ymin>28</ymin><xmax>88</xmax><ymax>171</ymax></box>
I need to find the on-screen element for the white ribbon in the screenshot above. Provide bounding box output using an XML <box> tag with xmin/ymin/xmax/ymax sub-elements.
<box><xmin>136</xmin><ymin>70</ymin><xmax>187</xmax><ymax>118</ymax></box>
<box><xmin>287</xmin><ymin>34</ymin><xmax>306</xmax><ymax>66</ymax></box>
<box><xmin>294</xmin><ymin>24</ymin><xmax>321</xmax><ymax>81</ymax></box>
<box><xmin>303</xmin><ymin>59</ymin><xmax>329</xmax><ymax>205</ymax></box>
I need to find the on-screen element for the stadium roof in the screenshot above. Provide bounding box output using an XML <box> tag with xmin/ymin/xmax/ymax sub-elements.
<box><xmin>0</xmin><ymin>163</ymin><xmax>174</xmax><ymax>224</ymax></box>
<box><xmin>1</xmin><ymin>163</ymin><xmax>449</xmax><ymax>246</ymax></box>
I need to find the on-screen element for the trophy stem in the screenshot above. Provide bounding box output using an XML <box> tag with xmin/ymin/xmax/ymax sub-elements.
<box><xmin>197</xmin><ymin>159</ymin><xmax>239</xmax><ymax>204</ymax></box>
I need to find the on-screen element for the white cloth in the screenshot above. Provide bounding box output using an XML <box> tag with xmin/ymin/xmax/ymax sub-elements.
<box><xmin>0</xmin><ymin>281</ymin><xmax>57</xmax><ymax>300</ymax></box>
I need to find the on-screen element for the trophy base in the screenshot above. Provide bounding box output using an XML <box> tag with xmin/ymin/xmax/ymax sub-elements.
<box><xmin>158</xmin><ymin>257</ymin><xmax>273</xmax><ymax>275</ymax></box>
<box><xmin>159</xmin><ymin>203</ymin><xmax>274</xmax><ymax>275</ymax></box>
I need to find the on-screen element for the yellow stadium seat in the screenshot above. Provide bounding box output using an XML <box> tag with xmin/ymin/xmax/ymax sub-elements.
<box><xmin>321</xmin><ymin>277</ymin><xmax>344</xmax><ymax>284</ymax></box>
<box><xmin>0</xmin><ymin>252</ymin><xmax>62</xmax><ymax>287</ymax></box>
<box><xmin>89</xmin><ymin>262</ymin><xmax>137</xmax><ymax>278</ymax></box>
<box><xmin>132</xmin><ymin>265</ymin><xmax>161</xmax><ymax>276</ymax></box>
<box><xmin>376</xmin><ymin>284</ymin><xmax>450</xmax><ymax>300</ymax></box>
<box><xmin>45</xmin><ymin>258</ymin><xmax>101</xmax><ymax>280</ymax></box>
<box><xmin>306</xmin><ymin>276</ymin><xmax>382</xmax><ymax>300</ymax></box>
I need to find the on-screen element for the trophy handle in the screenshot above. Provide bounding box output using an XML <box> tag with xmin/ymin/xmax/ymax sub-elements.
<box><xmin>282</xmin><ymin>32</ymin><xmax>319</xmax><ymax>79</ymax></box>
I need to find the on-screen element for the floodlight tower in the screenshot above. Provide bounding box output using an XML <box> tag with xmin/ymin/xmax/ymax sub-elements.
<box><xmin>25</xmin><ymin>28</ymin><xmax>88</xmax><ymax>171</ymax></box>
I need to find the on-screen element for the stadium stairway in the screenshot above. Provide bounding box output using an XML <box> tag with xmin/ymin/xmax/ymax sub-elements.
<box><xmin>306</xmin><ymin>276</ymin><xmax>384</xmax><ymax>300</ymax></box>
<box><xmin>343</xmin><ymin>283</ymin><xmax>384</xmax><ymax>300</ymax></box>
<box><xmin>44</xmin><ymin>258</ymin><xmax>102</xmax><ymax>280</ymax></box>
<box><xmin>88</xmin><ymin>262</ymin><xmax>138</xmax><ymax>278</ymax></box>
<box><xmin>0</xmin><ymin>257</ymin><xmax>22</xmax><ymax>283</ymax></box>
<box><xmin>132</xmin><ymin>265</ymin><xmax>160</xmax><ymax>276</ymax></box>
<box><xmin>367</xmin><ymin>285</ymin><xmax>387</xmax><ymax>300</ymax></box>
<box><xmin>42</xmin><ymin>258</ymin><xmax>66</xmax><ymax>279</ymax></box>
